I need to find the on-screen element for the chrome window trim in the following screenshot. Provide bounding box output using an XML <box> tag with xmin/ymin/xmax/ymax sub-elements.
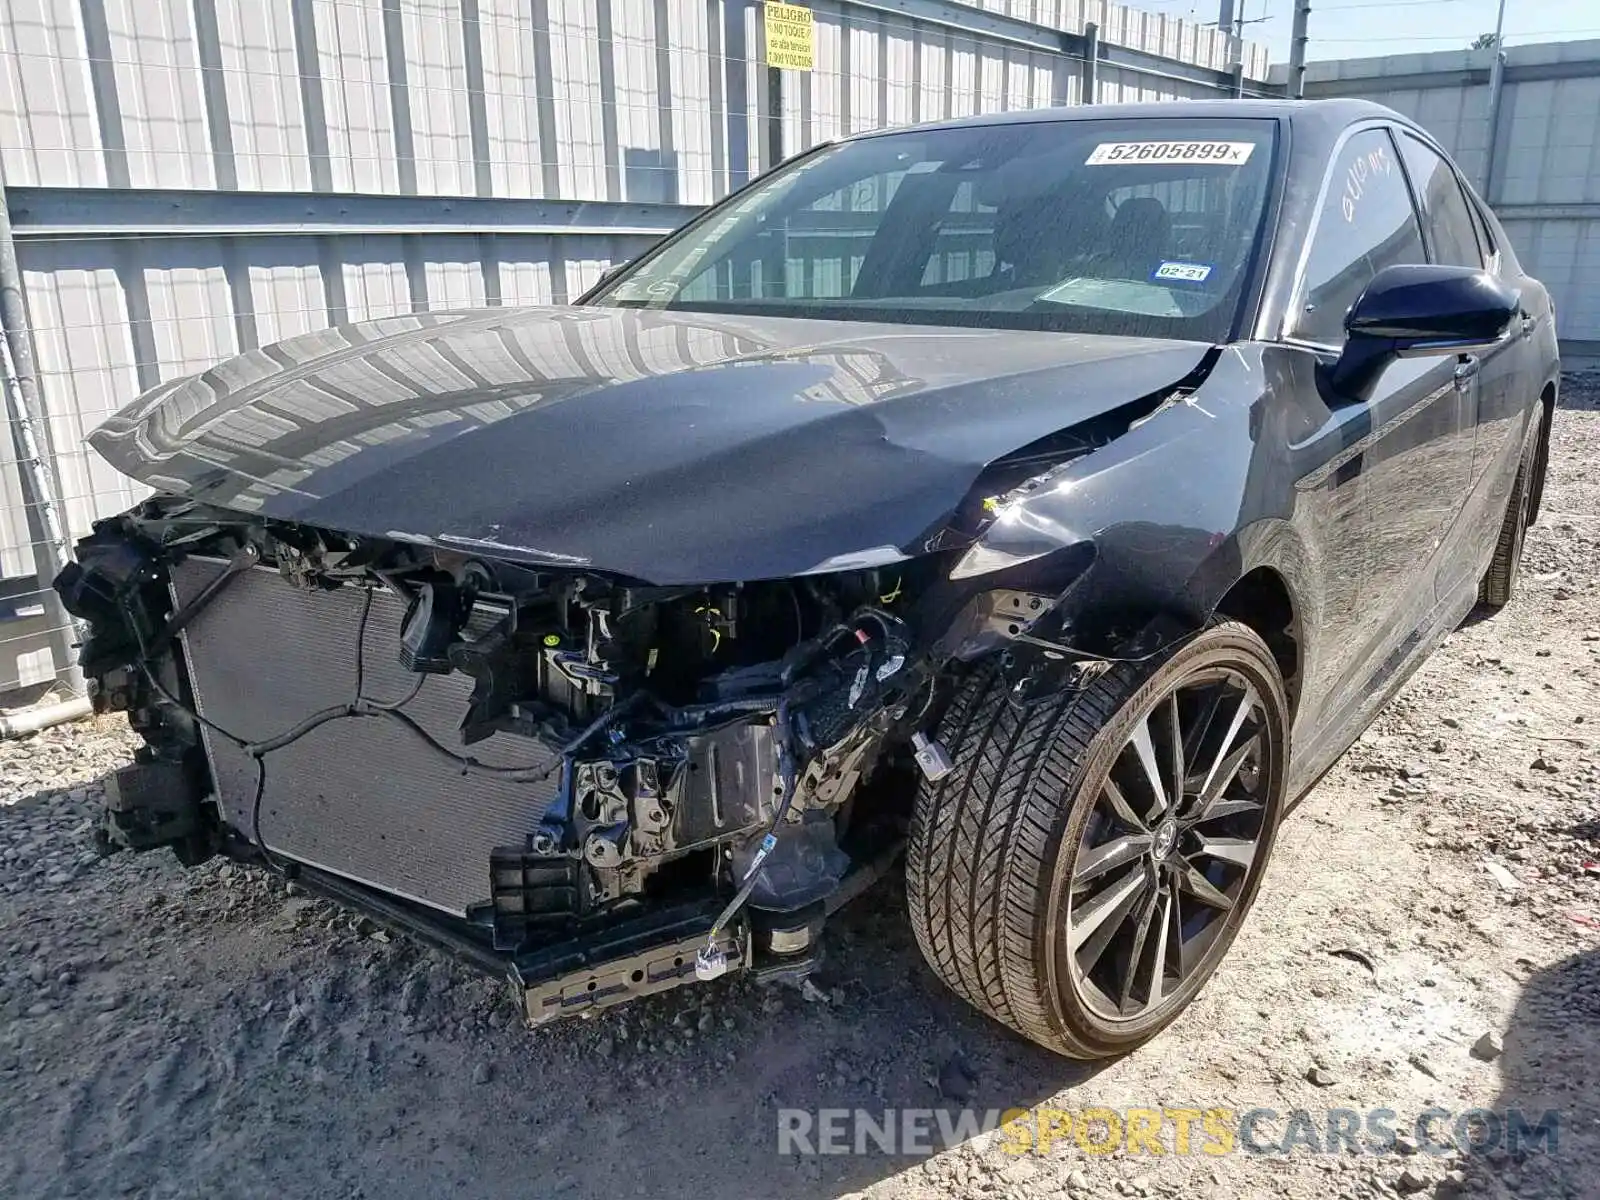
<box><xmin>1280</xmin><ymin>333</ymin><xmax>1341</xmax><ymax>356</ymax></box>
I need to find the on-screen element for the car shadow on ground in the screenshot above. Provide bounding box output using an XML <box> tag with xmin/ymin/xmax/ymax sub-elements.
<box><xmin>1458</xmin><ymin>377</ymin><xmax>1598</xmax><ymax>633</ymax></box>
<box><xmin>1480</xmin><ymin>946</ymin><xmax>1600</xmax><ymax>1198</ymax></box>
<box><xmin>758</xmin><ymin>874</ymin><xmax>1104</xmax><ymax>1186</ymax></box>
<box><xmin>1457</xmin><ymin>601</ymin><xmax>1502</xmax><ymax>631</ymax></box>
<box><xmin>1557</xmin><ymin>378</ymin><xmax>1600</xmax><ymax>413</ymax></box>
<box><xmin>537</xmin><ymin>870</ymin><xmax>1107</xmax><ymax>1198</ymax></box>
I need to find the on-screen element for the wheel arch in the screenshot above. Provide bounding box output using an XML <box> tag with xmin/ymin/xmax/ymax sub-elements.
<box><xmin>1184</xmin><ymin>520</ymin><xmax>1312</xmax><ymax>721</ymax></box>
<box><xmin>1213</xmin><ymin>565</ymin><xmax>1303</xmax><ymax>719</ymax></box>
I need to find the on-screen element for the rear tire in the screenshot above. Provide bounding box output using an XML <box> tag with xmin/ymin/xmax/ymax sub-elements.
<box><xmin>906</xmin><ymin>619</ymin><xmax>1288</xmax><ymax>1059</ymax></box>
<box><xmin>1526</xmin><ymin>400</ymin><xmax>1553</xmax><ymax>527</ymax></box>
<box><xmin>1479</xmin><ymin>418</ymin><xmax>1540</xmax><ymax>609</ymax></box>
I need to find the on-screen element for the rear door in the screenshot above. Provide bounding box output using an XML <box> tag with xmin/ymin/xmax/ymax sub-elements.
<box><xmin>1282</xmin><ymin>126</ymin><xmax>1464</xmax><ymax>710</ymax></box>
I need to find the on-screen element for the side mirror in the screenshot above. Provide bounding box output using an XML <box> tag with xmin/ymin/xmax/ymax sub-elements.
<box><xmin>1325</xmin><ymin>264</ymin><xmax>1519</xmax><ymax>404</ymax></box>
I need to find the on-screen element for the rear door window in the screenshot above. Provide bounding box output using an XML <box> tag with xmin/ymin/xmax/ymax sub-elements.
<box><xmin>1289</xmin><ymin>127</ymin><xmax>1425</xmax><ymax>347</ymax></box>
<box><xmin>1396</xmin><ymin>133</ymin><xmax>1484</xmax><ymax>269</ymax></box>
<box><xmin>1467</xmin><ymin>193</ymin><xmax>1503</xmax><ymax>273</ymax></box>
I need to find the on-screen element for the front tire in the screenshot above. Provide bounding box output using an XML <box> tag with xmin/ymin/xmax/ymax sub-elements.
<box><xmin>906</xmin><ymin>620</ymin><xmax>1289</xmax><ymax>1059</ymax></box>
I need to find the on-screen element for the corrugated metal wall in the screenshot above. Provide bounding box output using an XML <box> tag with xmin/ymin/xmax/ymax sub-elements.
<box><xmin>0</xmin><ymin>0</ymin><xmax>1269</xmax><ymax>694</ymax></box>
<box><xmin>1276</xmin><ymin>38</ymin><xmax>1600</xmax><ymax>357</ymax></box>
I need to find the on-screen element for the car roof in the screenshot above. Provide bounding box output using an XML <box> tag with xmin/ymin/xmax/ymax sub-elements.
<box><xmin>855</xmin><ymin>97</ymin><xmax>1406</xmax><ymax>141</ymax></box>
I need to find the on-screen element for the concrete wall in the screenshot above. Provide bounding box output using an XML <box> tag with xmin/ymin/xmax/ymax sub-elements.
<box><xmin>1273</xmin><ymin>38</ymin><xmax>1600</xmax><ymax>359</ymax></box>
<box><xmin>0</xmin><ymin>0</ymin><xmax>1270</xmax><ymax>693</ymax></box>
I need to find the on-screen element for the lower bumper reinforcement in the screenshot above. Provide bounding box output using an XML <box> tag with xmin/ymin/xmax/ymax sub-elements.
<box><xmin>520</xmin><ymin>925</ymin><xmax>748</xmax><ymax>1025</ymax></box>
<box><xmin>290</xmin><ymin>865</ymin><xmax>749</xmax><ymax>1021</ymax></box>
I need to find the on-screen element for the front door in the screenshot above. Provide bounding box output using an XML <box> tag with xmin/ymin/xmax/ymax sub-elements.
<box><xmin>1393</xmin><ymin>131</ymin><xmax>1508</xmax><ymax>604</ymax></box>
<box><xmin>1280</xmin><ymin>125</ymin><xmax>1465</xmax><ymax>714</ymax></box>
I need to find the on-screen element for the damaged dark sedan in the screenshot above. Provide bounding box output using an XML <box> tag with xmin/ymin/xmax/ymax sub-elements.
<box><xmin>56</xmin><ymin>99</ymin><xmax>1558</xmax><ymax>1059</ymax></box>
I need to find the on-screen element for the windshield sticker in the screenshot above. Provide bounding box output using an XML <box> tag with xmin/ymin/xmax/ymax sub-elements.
<box><xmin>1085</xmin><ymin>141</ymin><xmax>1254</xmax><ymax>166</ymax></box>
<box><xmin>1151</xmin><ymin>261</ymin><xmax>1214</xmax><ymax>284</ymax></box>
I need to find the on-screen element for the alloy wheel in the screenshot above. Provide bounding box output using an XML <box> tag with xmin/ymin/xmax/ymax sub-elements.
<box><xmin>1062</xmin><ymin>666</ymin><xmax>1273</xmax><ymax>1022</ymax></box>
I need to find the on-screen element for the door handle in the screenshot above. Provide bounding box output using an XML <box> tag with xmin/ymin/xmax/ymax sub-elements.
<box><xmin>1453</xmin><ymin>355</ymin><xmax>1480</xmax><ymax>386</ymax></box>
<box><xmin>1519</xmin><ymin>313</ymin><xmax>1537</xmax><ymax>338</ymax></box>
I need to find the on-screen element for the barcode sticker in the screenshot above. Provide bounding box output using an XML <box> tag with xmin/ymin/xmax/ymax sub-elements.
<box><xmin>1086</xmin><ymin>141</ymin><xmax>1255</xmax><ymax>166</ymax></box>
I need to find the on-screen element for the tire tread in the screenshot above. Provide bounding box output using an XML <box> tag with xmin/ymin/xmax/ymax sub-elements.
<box><xmin>1480</xmin><ymin>421</ymin><xmax>1539</xmax><ymax>608</ymax></box>
<box><xmin>906</xmin><ymin>623</ymin><xmax>1285</xmax><ymax>1058</ymax></box>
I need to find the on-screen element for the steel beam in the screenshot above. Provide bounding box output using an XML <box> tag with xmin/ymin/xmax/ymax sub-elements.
<box><xmin>4</xmin><ymin>188</ymin><xmax>702</xmax><ymax>240</ymax></box>
<box><xmin>843</xmin><ymin>0</ymin><xmax>1074</xmax><ymax>55</ymax></box>
<box><xmin>843</xmin><ymin>0</ymin><xmax>1264</xmax><ymax>91</ymax></box>
<box><xmin>1293</xmin><ymin>56</ymin><xmax>1600</xmax><ymax>98</ymax></box>
<box><xmin>1494</xmin><ymin>202</ymin><xmax>1600</xmax><ymax>221</ymax></box>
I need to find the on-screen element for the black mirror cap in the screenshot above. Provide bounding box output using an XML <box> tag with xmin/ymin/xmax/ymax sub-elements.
<box><xmin>1326</xmin><ymin>264</ymin><xmax>1519</xmax><ymax>404</ymax></box>
<box><xmin>1345</xmin><ymin>263</ymin><xmax>1520</xmax><ymax>347</ymax></box>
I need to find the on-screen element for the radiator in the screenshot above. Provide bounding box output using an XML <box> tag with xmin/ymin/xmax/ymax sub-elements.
<box><xmin>172</xmin><ymin>557</ymin><xmax>560</xmax><ymax>916</ymax></box>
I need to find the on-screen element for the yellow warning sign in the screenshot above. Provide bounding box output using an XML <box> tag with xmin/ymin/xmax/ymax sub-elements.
<box><xmin>765</xmin><ymin>2</ymin><xmax>815</xmax><ymax>71</ymax></box>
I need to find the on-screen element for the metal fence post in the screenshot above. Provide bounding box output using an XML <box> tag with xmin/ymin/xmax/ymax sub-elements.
<box><xmin>1482</xmin><ymin>48</ymin><xmax>1508</xmax><ymax>201</ymax></box>
<box><xmin>0</xmin><ymin>171</ymin><xmax>86</xmax><ymax>699</ymax></box>
<box><xmin>766</xmin><ymin>69</ymin><xmax>784</xmax><ymax>171</ymax></box>
<box><xmin>760</xmin><ymin>2</ymin><xmax>784</xmax><ymax>170</ymax></box>
<box><xmin>1082</xmin><ymin>22</ymin><xmax>1099</xmax><ymax>105</ymax></box>
<box><xmin>1480</xmin><ymin>0</ymin><xmax>1509</xmax><ymax>201</ymax></box>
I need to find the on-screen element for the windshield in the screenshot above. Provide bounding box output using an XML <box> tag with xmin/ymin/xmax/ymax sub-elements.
<box><xmin>586</xmin><ymin>117</ymin><xmax>1279</xmax><ymax>341</ymax></box>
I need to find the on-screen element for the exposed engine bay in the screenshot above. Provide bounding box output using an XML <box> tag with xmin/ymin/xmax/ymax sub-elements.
<box><xmin>57</xmin><ymin>498</ymin><xmax>1054</xmax><ymax>1021</ymax></box>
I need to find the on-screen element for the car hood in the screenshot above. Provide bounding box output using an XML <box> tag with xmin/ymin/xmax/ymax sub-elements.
<box><xmin>89</xmin><ymin>305</ymin><xmax>1211</xmax><ymax>584</ymax></box>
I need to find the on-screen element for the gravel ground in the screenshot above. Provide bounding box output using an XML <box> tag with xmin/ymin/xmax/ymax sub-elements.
<box><xmin>2</xmin><ymin>374</ymin><xmax>1597</xmax><ymax>1200</ymax></box>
